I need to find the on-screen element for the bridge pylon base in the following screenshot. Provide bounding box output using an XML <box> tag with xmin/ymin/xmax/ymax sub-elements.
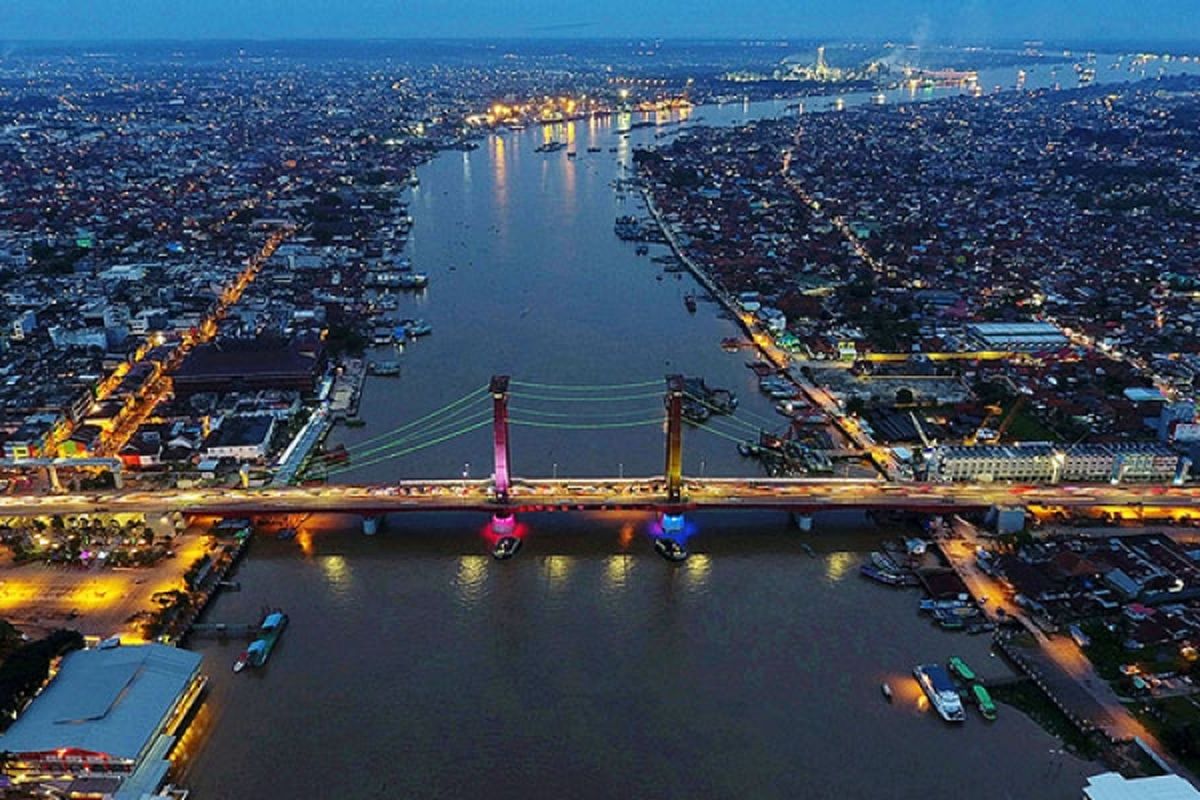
<box><xmin>791</xmin><ymin>513</ymin><xmax>813</xmax><ymax>532</ymax></box>
<box><xmin>362</xmin><ymin>514</ymin><xmax>384</xmax><ymax>536</ymax></box>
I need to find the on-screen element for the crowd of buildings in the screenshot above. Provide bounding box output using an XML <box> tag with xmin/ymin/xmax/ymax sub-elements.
<box><xmin>640</xmin><ymin>75</ymin><xmax>1200</xmax><ymax>479</ymax></box>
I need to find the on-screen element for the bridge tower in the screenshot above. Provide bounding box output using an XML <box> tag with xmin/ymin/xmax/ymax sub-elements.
<box><xmin>665</xmin><ymin>375</ymin><xmax>685</xmax><ymax>503</ymax></box>
<box><xmin>490</xmin><ymin>375</ymin><xmax>512</xmax><ymax>503</ymax></box>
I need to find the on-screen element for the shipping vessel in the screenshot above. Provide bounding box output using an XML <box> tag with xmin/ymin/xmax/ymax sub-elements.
<box><xmin>234</xmin><ymin>609</ymin><xmax>289</xmax><ymax>673</ymax></box>
<box><xmin>913</xmin><ymin>664</ymin><xmax>965</xmax><ymax>722</ymax></box>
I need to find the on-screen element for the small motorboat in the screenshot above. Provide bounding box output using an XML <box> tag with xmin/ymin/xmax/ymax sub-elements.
<box><xmin>493</xmin><ymin>535</ymin><xmax>522</xmax><ymax>560</ymax></box>
<box><xmin>233</xmin><ymin>651</ymin><xmax>249</xmax><ymax>673</ymax></box>
<box><xmin>654</xmin><ymin>537</ymin><xmax>688</xmax><ymax>563</ymax></box>
<box><xmin>881</xmin><ymin>682</ymin><xmax>893</xmax><ymax>702</ymax></box>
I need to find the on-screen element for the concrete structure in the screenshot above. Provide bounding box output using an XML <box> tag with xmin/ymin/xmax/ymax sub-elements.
<box><xmin>966</xmin><ymin>321</ymin><xmax>1068</xmax><ymax>352</ymax></box>
<box><xmin>202</xmin><ymin>414</ymin><xmax>276</xmax><ymax>461</ymax></box>
<box><xmin>1061</xmin><ymin>443</ymin><xmax>1180</xmax><ymax>484</ymax></box>
<box><xmin>0</xmin><ymin>643</ymin><xmax>204</xmax><ymax>798</ymax></box>
<box><xmin>665</xmin><ymin>375</ymin><xmax>685</xmax><ymax>502</ymax></box>
<box><xmin>1082</xmin><ymin>772</ymin><xmax>1200</xmax><ymax>800</ymax></box>
<box><xmin>933</xmin><ymin>443</ymin><xmax>1181</xmax><ymax>484</ymax></box>
<box><xmin>490</xmin><ymin>375</ymin><xmax>512</xmax><ymax>502</ymax></box>
<box><xmin>933</xmin><ymin>443</ymin><xmax>1057</xmax><ymax>483</ymax></box>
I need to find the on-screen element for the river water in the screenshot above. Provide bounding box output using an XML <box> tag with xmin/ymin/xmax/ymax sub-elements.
<box><xmin>177</xmin><ymin>57</ymin><xmax>1200</xmax><ymax>798</ymax></box>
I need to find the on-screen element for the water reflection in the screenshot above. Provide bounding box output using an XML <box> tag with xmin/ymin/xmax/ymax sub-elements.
<box><xmin>491</xmin><ymin>134</ymin><xmax>506</xmax><ymax>213</ymax></box>
<box><xmin>455</xmin><ymin>555</ymin><xmax>488</xmax><ymax>607</ymax></box>
<box><xmin>320</xmin><ymin>554</ymin><xmax>351</xmax><ymax>588</ymax></box>
<box><xmin>682</xmin><ymin>553</ymin><xmax>711</xmax><ymax>590</ymax></box>
<box><xmin>604</xmin><ymin>554</ymin><xmax>630</xmax><ymax>593</ymax></box>
<box><xmin>544</xmin><ymin>555</ymin><xmax>572</xmax><ymax>590</ymax></box>
<box><xmin>825</xmin><ymin>551</ymin><xmax>854</xmax><ymax>583</ymax></box>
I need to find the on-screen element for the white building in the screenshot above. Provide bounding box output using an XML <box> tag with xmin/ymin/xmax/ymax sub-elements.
<box><xmin>1082</xmin><ymin>772</ymin><xmax>1200</xmax><ymax>800</ymax></box>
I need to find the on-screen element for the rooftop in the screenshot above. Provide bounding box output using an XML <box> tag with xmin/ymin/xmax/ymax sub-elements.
<box><xmin>0</xmin><ymin>643</ymin><xmax>201</xmax><ymax>761</ymax></box>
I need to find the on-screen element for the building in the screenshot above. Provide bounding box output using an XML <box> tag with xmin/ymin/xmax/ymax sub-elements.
<box><xmin>966</xmin><ymin>321</ymin><xmax>1068</xmax><ymax>352</ymax></box>
<box><xmin>202</xmin><ymin>413</ymin><xmax>276</xmax><ymax>461</ymax></box>
<box><xmin>1082</xmin><ymin>771</ymin><xmax>1200</xmax><ymax>800</ymax></box>
<box><xmin>173</xmin><ymin>334</ymin><xmax>324</xmax><ymax>400</ymax></box>
<box><xmin>933</xmin><ymin>442</ymin><xmax>1181</xmax><ymax>484</ymax></box>
<box><xmin>1060</xmin><ymin>443</ymin><xmax>1181</xmax><ymax>484</ymax></box>
<box><xmin>0</xmin><ymin>643</ymin><xmax>205</xmax><ymax>798</ymax></box>
<box><xmin>933</xmin><ymin>443</ymin><xmax>1056</xmax><ymax>482</ymax></box>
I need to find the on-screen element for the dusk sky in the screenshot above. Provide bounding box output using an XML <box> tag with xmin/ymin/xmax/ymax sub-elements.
<box><xmin>1</xmin><ymin>0</ymin><xmax>1198</xmax><ymax>44</ymax></box>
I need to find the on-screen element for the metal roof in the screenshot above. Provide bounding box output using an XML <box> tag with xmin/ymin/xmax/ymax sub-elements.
<box><xmin>0</xmin><ymin>644</ymin><xmax>201</xmax><ymax>761</ymax></box>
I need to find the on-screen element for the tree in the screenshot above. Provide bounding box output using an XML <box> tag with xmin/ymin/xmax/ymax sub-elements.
<box><xmin>846</xmin><ymin>396</ymin><xmax>867</xmax><ymax>417</ymax></box>
<box><xmin>895</xmin><ymin>388</ymin><xmax>915</xmax><ymax>407</ymax></box>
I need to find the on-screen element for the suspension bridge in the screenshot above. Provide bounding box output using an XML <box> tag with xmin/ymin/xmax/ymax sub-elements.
<box><xmin>4</xmin><ymin>376</ymin><xmax>1200</xmax><ymax>551</ymax></box>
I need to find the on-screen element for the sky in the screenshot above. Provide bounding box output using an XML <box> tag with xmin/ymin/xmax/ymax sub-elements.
<box><xmin>1</xmin><ymin>0</ymin><xmax>1198</xmax><ymax>44</ymax></box>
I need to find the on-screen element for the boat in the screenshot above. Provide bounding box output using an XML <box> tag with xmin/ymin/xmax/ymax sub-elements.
<box><xmin>860</xmin><ymin>564</ymin><xmax>907</xmax><ymax>586</ymax></box>
<box><xmin>684</xmin><ymin>293</ymin><xmax>697</xmax><ymax>313</ymax></box>
<box><xmin>398</xmin><ymin>272</ymin><xmax>428</xmax><ymax>290</ymax></box>
<box><xmin>635</xmin><ymin>245</ymin><xmax>649</xmax><ymax>256</ymax></box>
<box><xmin>492</xmin><ymin>535</ymin><xmax>522</xmax><ymax>560</ymax></box>
<box><xmin>948</xmin><ymin>656</ymin><xmax>976</xmax><ymax>682</ymax></box>
<box><xmin>800</xmin><ymin>542</ymin><xmax>816</xmax><ymax>558</ymax></box>
<box><xmin>399</xmin><ymin>319</ymin><xmax>432</xmax><ymax>337</ymax></box>
<box><xmin>234</xmin><ymin>609</ymin><xmax>288</xmax><ymax>673</ymax></box>
<box><xmin>871</xmin><ymin>551</ymin><xmax>901</xmax><ymax>572</ymax></box>
<box><xmin>587</xmin><ymin>146</ymin><xmax>602</xmax><ymax>153</ymax></box>
<box><xmin>567</xmin><ymin>151</ymin><xmax>577</xmax><ymax>159</ymax></box>
<box><xmin>913</xmin><ymin>664</ymin><xmax>966</xmax><ymax>722</ymax></box>
<box><xmin>881</xmin><ymin>682</ymin><xmax>893</xmax><ymax>702</ymax></box>
<box><xmin>367</xmin><ymin>360</ymin><xmax>401</xmax><ymax>377</ymax></box>
<box><xmin>408</xmin><ymin>174</ymin><xmax>420</xmax><ymax>187</ymax></box>
<box><xmin>654</xmin><ymin>537</ymin><xmax>688</xmax><ymax>563</ymax></box>
<box><xmin>972</xmin><ymin>684</ymin><xmax>997</xmax><ymax>721</ymax></box>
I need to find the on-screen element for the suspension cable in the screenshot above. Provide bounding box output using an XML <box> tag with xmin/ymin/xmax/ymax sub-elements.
<box><xmin>510</xmin><ymin>378</ymin><xmax>665</xmax><ymax>391</ymax></box>
<box><xmin>509</xmin><ymin>417</ymin><xmax>665</xmax><ymax>431</ymax></box>
<box><xmin>321</xmin><ymin>418</ymin><xmax>493</xmax><ymax>476</ymax></box>
<box><xmin>510</xmin><ymin>390</ymin><xmax>665</xmax><ymax>403</ymax></box>
<box><xmin>340</xmin><ymin>385</ymin><xmax>489</xmax><ymax>452</ymax></box>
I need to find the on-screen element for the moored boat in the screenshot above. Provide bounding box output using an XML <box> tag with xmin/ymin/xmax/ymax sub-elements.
<box><xmin>913</xmin><ymin>664</ymin><xmax>965</xmax><ymax>722</ymax></box>
<box><xmin>234</xmin><ymin>609</ymin><xmax>288</xmax><ymax>673</ymax></box>
<box><xmin>948</xmin><ymin>656</ymin><xmax>976</xmax><ymax>682</ymax></box>
<box><xmin>972</xmin><ymin>684</ymin><xmax>997</xmax><ymax>721</ymax></box>
<box><xmin>860</xmin><ymin>564</ymin><xmax>907</xmax><ymax>586</ymax></box>
<box><xmin>881</xmin><ymin>682</ymin><xmax>893</xmax><ymax>702</ymax></box>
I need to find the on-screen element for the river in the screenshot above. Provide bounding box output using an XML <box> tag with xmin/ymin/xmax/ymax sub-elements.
<box><xmin>175</xmin><ymin>56</ymin><xmax>1200</xmax><ymax>798</ymax></box>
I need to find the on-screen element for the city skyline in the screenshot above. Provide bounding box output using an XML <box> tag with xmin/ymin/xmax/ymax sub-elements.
<box><xmin>1</xmin><ymin>0</ymin><xmax>1199</xmax><ymax>45</ymax></box>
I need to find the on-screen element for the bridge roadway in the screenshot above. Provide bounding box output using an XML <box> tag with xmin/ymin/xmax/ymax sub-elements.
<box><xmin>0</xmin><ymin>478</ymin><xmax>1197</xmax><ymax>518</ymax></box>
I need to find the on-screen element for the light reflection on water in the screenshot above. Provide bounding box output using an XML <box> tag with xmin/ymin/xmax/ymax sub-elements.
<box><xmin>682</xmin><ymin>553</ymin><xmax>711</xmax><ymax>591</ymax></box>
<box><xmin>604</xmin><ymin>554</ymin><xmax>631</xmax><ymax>593</ymax></box>
<box><xmin>455</xmin><ymin>555</ymin><xmax>489</xmax><ymax>607</ymax></box>
<box><xmin>825</xmin><ymin>551</ymin><xmax>854</xmax><ymax>583</ymax></box>
<box><xmin>542</xmin><ymin>555</ymin><xmax>573</xmax><ymax>594</ymax></box>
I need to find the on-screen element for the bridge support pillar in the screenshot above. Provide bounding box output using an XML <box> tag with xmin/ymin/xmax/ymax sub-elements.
<box><xmin>490</xmin><ymin>375</ymin><xmax>512</xmax><ymax>503</ymax></box>
<box><xmin>46</xmin><ymin>465</ymin><xmax>63</xmax><ymax>494</ymax></box>
<box><xmin>664</xmin><ymin>375</ymin><xmax>685</xmax><ymax>503</ymax></box>
<box><xmin>362</xmin><ymin>514</ymin><xmax>384</xmax><ymax>536</ymax></box>
<box><xmin>490</xmin><ymin>511</ymin><xmax>516</xmax><ymax>536</ymax></box>
<box><xmin>988</xmin><ymin>506</ymin><xmax>1026</xmax><ymax>536</ymax></box>
<box><xmin>111</xmin><ymin>465</ymin><xmax>123</xmax><ymax>490</ymax></box>
<box><xmin>791</xmin><ymin>513</ymin><xmax>814</xmax><ymax>532</ymax></box>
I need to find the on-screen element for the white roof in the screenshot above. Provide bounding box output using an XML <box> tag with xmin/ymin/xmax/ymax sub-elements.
<box><xmin>1084</xmin><ymin>772</ymin><xmax>1200</xmax><ymax>800</ymax></box>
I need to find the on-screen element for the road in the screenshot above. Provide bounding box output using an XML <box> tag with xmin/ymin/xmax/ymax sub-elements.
<box><xmin>941</xmin><ymin>517</ymin><xmax>1191</xmax><ymax>779</ymax></box>
<box><xmin>1</xmin><ymin>478</ymin><xmax>1199</xmax><ymax>518</ymax></box>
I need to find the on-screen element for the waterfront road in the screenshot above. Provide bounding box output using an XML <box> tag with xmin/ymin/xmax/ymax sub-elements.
<box><xmin>0</xmin><ymin>478</ymin><xmax>1198</xmax><ymax>518</ymax></box>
